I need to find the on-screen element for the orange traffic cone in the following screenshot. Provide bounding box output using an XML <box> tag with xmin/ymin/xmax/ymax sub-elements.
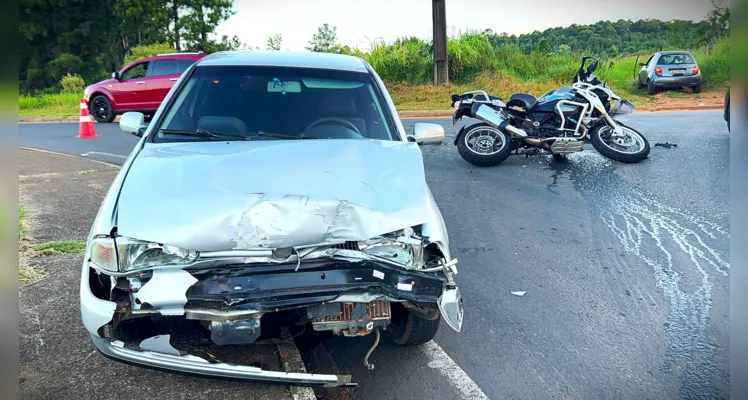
<box><xmin>77</xmin><ymin>98</ymin><xmax>100</xmax><ymax>138</ymax></box>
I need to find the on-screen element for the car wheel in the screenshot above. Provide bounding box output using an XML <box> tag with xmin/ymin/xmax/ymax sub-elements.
<box><xmin>693</xmin><ymin>85</ymin><xmax>702</xmax><ymax>94</ymax></box>
<box><xmin>637</xmin><ymin>78</ymin><xmax>646</xmax><ymax>90</ymax></box>
<box><xmin>647</xmin><ymin>80</ymin><xmax>657</xmax><ymax>95</ymax></box>
<box><xmin>385</xmin><ymin>303</ymin><xmax>440</xmax><ymax>346</ymax></box>
<box><xmin>90</xmin><ymin>95</ymin><xmax>115</xmax><ymax>123</ymax></box>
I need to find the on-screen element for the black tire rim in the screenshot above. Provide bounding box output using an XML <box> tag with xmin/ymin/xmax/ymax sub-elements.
<box><xmin>92</xmin><ymin>97</ymin><xmax>110</xmax><ymax>120</ymax></box>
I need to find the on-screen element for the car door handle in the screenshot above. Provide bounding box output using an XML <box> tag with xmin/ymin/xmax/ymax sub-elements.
<box><xmin>136</xmin><ymin>81</ymin><xmax>146</xmax><ymax>85</ymax></box>
<box><xmin>169</xmin><ymin>78</ymin><xmax>178</xmax><ymax>81</ymax></box>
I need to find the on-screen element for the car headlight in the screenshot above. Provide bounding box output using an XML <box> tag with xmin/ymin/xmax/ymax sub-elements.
<box><xmin>358</xmin><ymin>232</ymin><xmax>425</xmax><ymax>269</ymax></box>
<box><xmin>89</xmin><ymin>236</ymin><xmax>198</xmax><ymax>273</ymax></box>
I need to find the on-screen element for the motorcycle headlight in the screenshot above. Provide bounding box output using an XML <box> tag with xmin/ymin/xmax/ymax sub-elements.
<box><xmin>359</xmin><ymin>233</ymin><xmax>425</xmax><ymax>269</ymax></box>
<box><xmin>89</xmin><ymin>236</ymin><xmax>198</xmax><ymax>273</ymax></box>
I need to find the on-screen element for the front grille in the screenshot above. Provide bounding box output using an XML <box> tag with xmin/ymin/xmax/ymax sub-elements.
<box><xmin>331</xmin><ymin>241</ymin><xmax>360</xmax><ymax>251</ymax></box>
<box><xmin>311</xmin><ymin>301</ymin><xmax>391</xmax><ymax>323</ymax></box>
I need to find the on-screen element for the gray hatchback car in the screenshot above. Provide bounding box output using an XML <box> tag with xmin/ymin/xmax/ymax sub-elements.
<box><xmin>638</xmin><ymin>51</ymin><xmax>703</xmax><ymax>95</ymax></box>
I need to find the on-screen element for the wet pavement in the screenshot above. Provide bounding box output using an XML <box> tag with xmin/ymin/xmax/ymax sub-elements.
<box><xmin>19</xmin><ymin>110</ymin><xmax>730</xmax><ymax>399</ymax></box>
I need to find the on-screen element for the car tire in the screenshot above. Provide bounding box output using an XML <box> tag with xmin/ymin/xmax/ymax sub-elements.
<box><xmin>647</xmin><ymin>80</ymin><xmax>657</xmax><ymax>95</ymax></box>
<box><xmin>693</xmin><ymin>85</ymin><xmax>702</xmax><ymax>94</ymax></box>
<box><xmin>637</xmin><ymin>79</ymin><xmax>646</xmax><ymax>90</ymax></box>
<box><xmin>386</xmin><ymin>303</ymin><xmax>440</xmax><ymax>346</ymax></box>
<box><xmin>90</xmin><ymin>95</ymin><xmax>115</xmax><ymax>123</ymax></box>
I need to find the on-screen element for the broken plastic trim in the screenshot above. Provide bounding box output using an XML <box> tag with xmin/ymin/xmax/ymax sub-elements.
<box><xmin>90</xmin><ymin>334</ymin><xmax>356</xmax><ymax>387</ymax></box>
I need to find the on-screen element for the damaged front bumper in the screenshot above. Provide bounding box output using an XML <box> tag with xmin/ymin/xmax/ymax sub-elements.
<box><xmin>90</xmin><ymin>334</ymin><xmax>354</xmax><ymax>387</ymax></box>
<box><xmin>81</xmin><ymin>258</ymin><xmax>462</xmax><ymax>386</ymax></box>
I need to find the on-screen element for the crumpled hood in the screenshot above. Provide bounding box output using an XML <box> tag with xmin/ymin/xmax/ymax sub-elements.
<box><xmin>116</xmin><ymin>139</ymin><xmax>432</xmax><ymax>251</ymax></box>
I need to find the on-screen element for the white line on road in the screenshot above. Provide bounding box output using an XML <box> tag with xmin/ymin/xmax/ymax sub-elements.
<box><xmin>423</xmin><ymin>340</ymin><xmax>490</xmax><ymax>400</ymax></box>
<box><xmin>86</xmin><ymin>151</ymin><xmax>127</xmax><ymax>159</ymax></box>
<box><xmin>277</xmin><ymin>340</ymin><xmax>317</xmax><ymax>400</ymax></box>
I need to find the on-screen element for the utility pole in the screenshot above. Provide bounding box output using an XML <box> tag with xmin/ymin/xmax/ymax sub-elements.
<box><xmin>432</xmin><ymin>0</ymin><xmax>448</xmax><ymax>85</ymax></box>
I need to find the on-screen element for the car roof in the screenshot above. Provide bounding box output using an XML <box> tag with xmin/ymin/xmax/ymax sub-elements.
<box><xmin>196</xmin><ymin>51</ymin><xmax>369</xmax><ymax>73</ymax></box>
<box><xmin>656</xmin><ymin>51</ymin><xmax>694</xmax><ymax>56</ymax></box>
<box><xmin>143</xmin><ymin>53</ymin><xmax>205</xmax><ymax>61</ymax></box>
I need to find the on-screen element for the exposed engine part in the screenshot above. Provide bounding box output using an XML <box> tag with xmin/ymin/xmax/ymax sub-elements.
<box><xmin>549</xmin><ymin>137</ymin><xmax>585</xmax><ymax>154</ymax></box>
<box><xmin>308</xmin><ymin>301</ymin><xmax>391</xmax><ymax>336</ymax></box>
<box><xmin>210</xmin><ymin>318</ymin><xmax>261</xmax><ymax>345</ymax></box>
<box><xmin>363</xmin><ymin>328</ymin><xmax>380</xmax><ymax>370</ymax></box>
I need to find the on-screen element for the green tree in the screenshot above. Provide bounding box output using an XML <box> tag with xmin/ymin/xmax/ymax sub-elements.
<box><xmin>306</xmin><ymin>24</ymin><xmax>338</xmax><ymax>52</ymax></box>
<box><xmin>124</xmin><ymin>43</ymin><xmax>177</xmax><ymax>65</ymax></box>
<box><xmin>181</xmin><ymin>0</ymin><xmax>236</xmax><ymax>52</ymax></box>
<box><xmin>267</xmin><ymin>33</ymin><xmax>283</xmax><ymax>51</ymax></box>
<box><xmin>536</xmin><ymin>38</ymin><xmax>551</xmax><ymax>54</ymax></box>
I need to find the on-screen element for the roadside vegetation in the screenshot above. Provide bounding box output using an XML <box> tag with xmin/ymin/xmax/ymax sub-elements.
<box><xmin>19</xmin><ymin>2</ymin><xmax>729</xmax><ymax>115</ymax></box>
<box><xmin>34</xmin><ymin>240</ymin><xmax>87</xmax><ymax>255</ymax></box>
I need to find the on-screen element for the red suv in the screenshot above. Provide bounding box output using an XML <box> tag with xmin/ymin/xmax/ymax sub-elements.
<box><xmin>84</xmin><ymin>52</ymin><xmax>206</xmax><ymax>123</ymax></box>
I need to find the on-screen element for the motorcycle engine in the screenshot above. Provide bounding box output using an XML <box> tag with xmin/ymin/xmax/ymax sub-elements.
<box><xmin>521</xmin><ymin>121</ymin><xmax>560</xmax><ymax>138</ymax></box>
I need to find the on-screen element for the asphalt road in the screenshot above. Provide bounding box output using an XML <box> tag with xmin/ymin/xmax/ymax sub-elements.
<box><xmin>19</xmin><ymin>111</ymin><xmax>731</xmax><ymax>399</ymax></box>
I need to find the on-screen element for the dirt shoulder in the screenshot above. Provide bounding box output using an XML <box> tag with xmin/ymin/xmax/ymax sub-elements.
<box><xmin>18</xmin><ymin>149</ymin><xmax>294</xmax><ymax>400</ymax></box>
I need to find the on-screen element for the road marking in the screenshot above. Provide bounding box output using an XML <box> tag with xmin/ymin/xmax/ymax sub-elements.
<box><xmin>277</xmin><ymin>340</ymin><xmax>317</xmax><ymax>400</ymax></box>
<box><xmin>87</xmin><ymin>151</ymin><xmax>127</xmax><ymax>159</ymax></box>
<box><xmin>19</xmin><ymin>147</ymin><xmax>121</xmax><ymax>169</ymax></box>
<box><xmin>423</xmin><ymin>340</ymin><xmax>490</xmax><ymax>400</ymax></box>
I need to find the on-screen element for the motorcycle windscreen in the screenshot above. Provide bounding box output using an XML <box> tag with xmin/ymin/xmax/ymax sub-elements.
<box><xmin>609</xmin><ymin>100</ymin><xmax>636</xmax><ymax>118</ymax></box>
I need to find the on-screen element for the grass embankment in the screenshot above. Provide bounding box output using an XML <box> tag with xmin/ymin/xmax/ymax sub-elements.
<box><xmin>19</xmin><ymin>92</ymin><xmax>80</xmax><ymax>117</ymax></box>
<box><xmin>386</xmin><ymin>38</ymin><xmax>730</xmax><ymax>110</ymax></box>
<box><xmin>19</xmin><ymin>36</ymin><xmax>729</xmax><ymax>116</ymax></box>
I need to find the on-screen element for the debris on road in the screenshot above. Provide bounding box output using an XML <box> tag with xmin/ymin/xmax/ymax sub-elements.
<box><xmin>654</xmin><ymin>142</ymin><xmax>678</xmax><ymax>149</ymax></box>
<box><xmin>511</xmin><ymin>291</ymin><xmax>527</xmax><ymax>297</ymax></box>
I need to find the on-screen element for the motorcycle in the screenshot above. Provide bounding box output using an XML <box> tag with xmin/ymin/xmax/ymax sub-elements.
<box><xmin>450</xmin><ymin>56</ymin><xmax>650</xmax><ymax>167</ymax></box>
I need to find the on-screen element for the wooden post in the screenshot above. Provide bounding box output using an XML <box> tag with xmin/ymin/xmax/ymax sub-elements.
<box><xmin>432</xmin><ymin>0</ymin><xmax>448</xmax><ymax>85</ymax></box>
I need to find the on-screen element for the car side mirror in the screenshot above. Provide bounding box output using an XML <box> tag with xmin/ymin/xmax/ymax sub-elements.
<box><xmin>120</xmin><ymin>112</ymin><xmax>146</xmax><ymax>137</ymax></box>
<box><xmin>639</xmin><ymin>63</ymin><xmax>647</xmax><ymax>67</ymax></box>
<box><xmin>112</xmin><ymin>71</ymin><xmax>121</xmax><ymax>80</ymax></box>
<box><xmin>408</xmin><ymin>123</ymin><xmax>445</xmax><ymax>145</ymax></box>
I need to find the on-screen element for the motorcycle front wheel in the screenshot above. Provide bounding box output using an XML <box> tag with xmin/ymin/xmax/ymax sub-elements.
<box><xmin>589</xmin><ymin>123</ymin><xmax>650</xmax><ymax>163</ymax></box>
<box><xmin>456</xmin><ymin>123</ymin><xmax>513</xmax><ymax>167</ymax></box>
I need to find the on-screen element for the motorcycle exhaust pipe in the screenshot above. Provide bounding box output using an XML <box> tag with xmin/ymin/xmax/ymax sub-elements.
<box><xmin>473</xmin><ymin>104</ymin><xmax>544</xmax><ymax>145</ymax></box>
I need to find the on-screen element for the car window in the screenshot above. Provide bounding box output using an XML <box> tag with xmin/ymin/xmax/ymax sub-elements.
<box><xmin>121</xmin><ymin>62</ymin><xmax>149</xmax><ymax>80</ymax></box>
<box><xmin>645</xmin><ymin>56</ymin><xmax>654</xmax><ymax>67</ymax></box>
<box><xmin>154</xmin><ymin>65</ymin><xmax>398</xmax><ymax>142</ymax></box>
<box><xmin>177</xmin><ymin>59</ymin><xmax>197</xmax><ymax>73</ymax></box>
<box><xmin>150</xmin><ymin>60</ymin><xmax>179</xmax><ymax>77</ymax></box>
<box><xmin>657</xmin><ymin>53</ymin><xmax>695</xmax><ymax>65</ymax></box>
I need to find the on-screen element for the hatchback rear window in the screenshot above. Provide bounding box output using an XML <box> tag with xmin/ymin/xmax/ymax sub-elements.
<box><xmin>154</xmin><ymin>65</ymin><xmax>398</xmax><ymax>142</ymax></box>
<box><xmin>657</xmin><ymin>53</ymin><xmax>696</xmax><ymax>65</ymax></box>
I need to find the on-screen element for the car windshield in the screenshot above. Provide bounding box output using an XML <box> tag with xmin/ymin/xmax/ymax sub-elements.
<box><xmin>153</xmin><ymin>65</ymin><xmax>398</xmax><ymax>142</ymax></box>
<box><xmin>657</xmin><ymin>53</ymin><xmax>695</xmax><ymax>65</ymax></box>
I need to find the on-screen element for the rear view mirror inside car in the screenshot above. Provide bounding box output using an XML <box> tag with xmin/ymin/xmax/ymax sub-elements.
<box><xmin>267</xmin><ymin>80</ymin><xmax>301</xmax><ymax>93</ymax></box>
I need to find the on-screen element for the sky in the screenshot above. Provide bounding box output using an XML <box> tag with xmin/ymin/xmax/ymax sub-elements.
<box><xmin>216</xmin><ymin>0</ymin><xmax>725</xmax><ymax>51</ymax></box>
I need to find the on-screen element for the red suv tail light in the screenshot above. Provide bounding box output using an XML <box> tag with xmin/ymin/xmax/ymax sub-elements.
<box><xmin>692</xmin><ymin>66</ymin><xmax>699</xmax><ymax>75</ymax></box>
<box><xmin>655</xmin><ymin>67</ymin><xmax>663</xmax><ymax>76</ymax></box>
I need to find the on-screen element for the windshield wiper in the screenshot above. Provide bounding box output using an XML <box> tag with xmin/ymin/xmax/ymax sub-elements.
<box><xmin>160</xmin><ymin>129</ymin><xmax>250</xmax><ymax>141</ymax></box>
<box><xmin>257</xmin><ymin>131</ymin><xmax>318</xmax><ymax>140</ymax></box>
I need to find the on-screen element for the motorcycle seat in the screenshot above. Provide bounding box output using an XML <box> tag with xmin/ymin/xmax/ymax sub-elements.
<box><xmin>507</xmin><ymin>93</ymin><xmax>537</xmax><ymax>110</ymax></box>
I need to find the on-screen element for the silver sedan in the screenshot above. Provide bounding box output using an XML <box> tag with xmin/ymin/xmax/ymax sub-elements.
<box><xmin>79</xmin><ymin>51</ymin><xmax>464</xmax><ymax>387</ymax></box>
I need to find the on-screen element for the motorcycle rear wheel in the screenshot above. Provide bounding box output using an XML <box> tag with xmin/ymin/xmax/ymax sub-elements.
<box><xmin>456</xmin><ymin>123</ymin><xmax>513</xmax><ymax>167</ymax></box>
<box><xmin>590</xmin><ymin>123</ymin><xmax>650</xmax><ymax>163</ymax></box>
